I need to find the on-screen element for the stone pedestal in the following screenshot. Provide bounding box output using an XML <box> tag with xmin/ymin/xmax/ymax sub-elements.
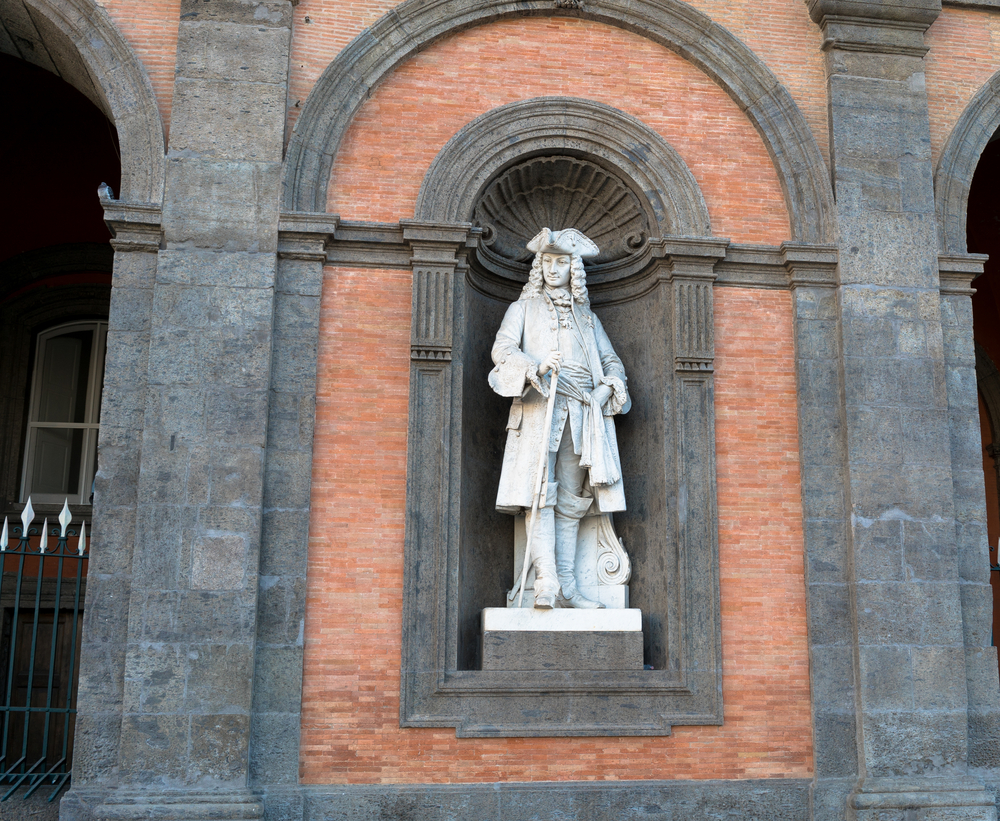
<box><xmin>481</xmin><ymin>607</ymin><xmax>643</xmax><ymax>671</ymax></box>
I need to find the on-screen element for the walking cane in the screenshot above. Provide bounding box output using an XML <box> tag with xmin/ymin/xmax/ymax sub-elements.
<box><xmin>514</xmin><ymin>366</ymin><xmax>559</xmax><ymax>608</ymax></box>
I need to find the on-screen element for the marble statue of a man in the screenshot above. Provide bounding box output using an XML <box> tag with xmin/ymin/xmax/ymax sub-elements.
<box><xmin>489</xmin><ymin>228</ymin><xmax>630</xmax><ymax>609</ymax></box>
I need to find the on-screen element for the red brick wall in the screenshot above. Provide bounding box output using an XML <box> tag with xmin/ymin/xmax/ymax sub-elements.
<box><xmin>300</xmin><ymin>276</ymin><xmax>813</xmax><ymax>783</ymax></box>
<box><xmin>326</xmin><ymin>17</ymin><xmax>791</xmax><ymax>245</ymax></box>
<box><xmin>96</xmin><ymin>0</ymin><xmax>180</xmax><ymax>139</ymax></box>
<box><xmin>286</xmin><ymin>2</ymin><xmax>829</xmax><ymax>163</ymax></box>
<box><xmin>925</xmin><ymin>7</ymin><xmax>1000</xmax><ymax>167</ymax></box>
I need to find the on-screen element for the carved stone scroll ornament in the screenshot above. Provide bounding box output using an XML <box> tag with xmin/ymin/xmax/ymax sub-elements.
<box><xmin>596</xmin><ymin>513</ymin><xmax>631</xmax><ymax>585</ymax></box>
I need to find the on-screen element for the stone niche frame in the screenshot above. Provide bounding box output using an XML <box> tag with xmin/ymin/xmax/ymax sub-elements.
<box><xmin>400</xmin><ymin>98</ymin><xmax>725</xmax><ymax>737</ymax></box>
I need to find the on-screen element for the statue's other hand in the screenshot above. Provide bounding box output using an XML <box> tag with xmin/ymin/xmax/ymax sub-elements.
<box><xmin>537</xmin><ymin>351</ymin><xmax>562</xmax><ymax>376</ymax></box>
<box><xmin>591</xmin><ymin>384</ymin><xmax>613</xmax><ymax>410</ymax></box>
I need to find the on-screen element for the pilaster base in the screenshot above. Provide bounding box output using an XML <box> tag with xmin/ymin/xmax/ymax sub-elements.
<box><xmin>850</xmin><ymin>777</ymin><xmax>997</xmax><ymax>820</ymax></box>
<box><xmin>91</xmin><ymin>789</ymin><xmax>263</xmax><ymax>821</ymax></box>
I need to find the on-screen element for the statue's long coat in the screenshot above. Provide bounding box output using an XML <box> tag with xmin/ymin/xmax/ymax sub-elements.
<box><xmin>489</xmin><ymin>294</ymin><xmax>630</xmax><ymax>515</ymax></box>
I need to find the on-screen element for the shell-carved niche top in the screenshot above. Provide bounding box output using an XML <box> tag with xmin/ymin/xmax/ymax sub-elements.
<box><xmin>472</xmin><ymin>156</ymin><xmax>651</xmax><ymax>269</ymax></box>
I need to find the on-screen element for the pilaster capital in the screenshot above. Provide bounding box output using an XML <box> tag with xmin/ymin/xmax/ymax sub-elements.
<box><xmin>807</xmin><ymin>0</ymin><xmax>940</xmax><ymax>55</ymax></box>
<box><xmin>100</xmin><ymin>186</ymin><xmax>163</xmax><ymax>253</ymax></box>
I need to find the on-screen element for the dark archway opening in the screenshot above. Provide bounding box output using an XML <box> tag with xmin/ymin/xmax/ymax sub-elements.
<box><xmin>0</xmin><ymin>51</ymin><xmax>119</xmax><ymax>805</ymax></box>
<box><xmin>966</xmin><ymin>129</ymin><xmax>1000</xmax><ymax>680</ymax></box>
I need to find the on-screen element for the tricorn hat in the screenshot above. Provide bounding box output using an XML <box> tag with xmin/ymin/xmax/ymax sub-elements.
<box><xmin>526</xmin><ymin>228</ymin><xmax>600</xmax><ymax>259</ymax></box>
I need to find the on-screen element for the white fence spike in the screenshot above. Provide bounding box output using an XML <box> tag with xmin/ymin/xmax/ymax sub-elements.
<box><xmin>78</xmin><ymin>521</ymin><xmax>87</xmax><ymax>557</ymax></box>
<box><xmin>40</xmin><ymin>518</ymin><xmax>48</xmax><ymax>553</ymax></box>
<box><xmin>21</xmin><ymin>497</ymin><xmax>34</xmax><ymax>534</ymax></box>
<box><xmin>1</xmin><ymin>517</ymin><xmax>7</xmax><ymax>551</ymax></box>
<box><xmin>59</xmin><ymin>499</ymin><xmax>72</xmax><ymax>538</ymax></box>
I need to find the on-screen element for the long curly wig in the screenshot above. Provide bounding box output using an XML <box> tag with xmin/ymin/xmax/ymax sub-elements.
<box><xmin>521</xmin><ymin>252</ymin><xmax>590</xmax><ymax>304</ymax></box>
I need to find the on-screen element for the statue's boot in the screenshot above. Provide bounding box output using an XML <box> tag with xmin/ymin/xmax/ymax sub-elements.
<box><xmin>525</xmin><ymin>506</ymin><xmax>558</xmax><ymax>608</ymax></box>
<box><xmin>554</xmin><ymin>488</ymin><xmax>604</xmax><ymax>609</ymax></box>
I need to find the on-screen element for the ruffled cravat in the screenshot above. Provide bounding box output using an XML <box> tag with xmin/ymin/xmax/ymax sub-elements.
<box><xmin>546</xmin><ymin>287</ymin><xmax>573</xmax><ymax>328</ymax></box>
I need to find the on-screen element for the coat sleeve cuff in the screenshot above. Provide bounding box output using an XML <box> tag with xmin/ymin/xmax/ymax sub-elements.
<box><xmin>489</xmin><ymin>350</ymin><xmax>541</xmax><ymax>397</ymax></box>
<box><xmin>600</xmin><ymin>375</ymin><xmax>628</xmax><ymax>415</ymax></box>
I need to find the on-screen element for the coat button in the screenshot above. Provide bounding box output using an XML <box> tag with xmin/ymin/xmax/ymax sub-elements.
<box><xmin>551</xmin><ymin>323</ymin><xmax>558</xmax><ymax>330</ymax></box>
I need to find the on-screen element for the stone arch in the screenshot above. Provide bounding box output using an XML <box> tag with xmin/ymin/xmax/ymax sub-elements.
<box><xmin>936</xmin><ymin>68</ymin><xmax>1000</xmax><ymax>254</ymax></box>
<box><xmin>1</xmin><ymin>0</ymin><xmax>165</xmax><ymax>203</ymax></box>
<box><xmin>415</xmin><ymin>96</ymin><xmax>711</xmax><ymax>237</ymax></box>
<box><xmin>283</xmin><ymin>0</ymin><xmax>834</xmax><ymax>244</ymax></box>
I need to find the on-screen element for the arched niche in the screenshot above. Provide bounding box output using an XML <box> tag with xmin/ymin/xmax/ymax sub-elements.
<box><xmin>283</xmin><ymin>0</ymin><xmax>834</xmax><ymax>245</ymax></box>
<box><xmin>1</xmin><ymin>0</ymin><xmax>165</xmax><ymax>204</ymax></box>
<box><xmin>400</xmin><ymin>97</ymin><xmax>725</xmax><ymax>736</ymax></box>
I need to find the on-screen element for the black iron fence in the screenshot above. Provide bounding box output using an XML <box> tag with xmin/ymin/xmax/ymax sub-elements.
<box><xmin>0</xmin><ymin>499</ymin><xmax>88</xmax><ymax>803</ymax></box>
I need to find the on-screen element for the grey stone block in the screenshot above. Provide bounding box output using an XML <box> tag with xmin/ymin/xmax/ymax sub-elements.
<box><xmin>853</xmin><ymin>517</ymin><xmax>904</xmax><ymax>581</ymax></box>
<box><xmin>156</xmin><ymin>249</ymin><xmax>277</xmax><ymax>289</ymax></box>
<box><xmin>162</xmin><ymin>159</ymin><xmax>282</xmax><ymax>252</ymax></box>
<box><xmin>804</xmin><ymin>519</ymin><xmax>849</xmax><ymax>582</ymax></box>
<box><xmin>482</xmin><ymin>630</ymin><xmax>644</xmax><ymax>671</ymax></box>
<box><xmin>111</xmin><ymin>250</ymin><xmax>158</xmax><ymax>289</ymax></box>
<box><xmin>188</xmin><ymin>714</ymin><xmax>251</xmax><ymax>784</ymax></box>
<box><xmin>259</xmin><ymin>509</ymin><xmax>309</xmax><ymax>576</ymax></box>
<box><xmin>810</xmin><ymin>645</ymin><xmax>857</xmax><ymax>710</ymax></box>
<box><xmin>88</xmin><ymin>505</ymin><xmax>137</xmax><ymax>577</ymax></box>
<box><xmin>969</xmin><ymin>709</ymin><xmax>1000</xmax><ymax>768</ymax></box>
<box><xmin>207</xmin><ymin>388</ymin><xmax>270</xmax><ymax>444</ymax></box>
<box><xmin>960</xmin><ymin>583</ymin><xmax>995</xmax><ymax>647</ymax></box>
<box><xmin>118</xmin><ymin>714</ymin><xmax>189</xmax><ymax>782</ymax></box>
<box><xmin>796</xmin><ymin>358</ymin><xmax>843</xmax><ymax>408</ymax></box>
<box><xmin>262</xmin><ymin>450</ymin><xmax>313</xmax><ymax>510</ymax></box>
<box><xmin>144</xmin><ymin>386</ymin><xmax>207</xmax><ymax>437</ymax></box>
<box><xmin>859</xmin><ymin>645</ymin><xmax>913</xmax><ymax>710</ymax></box>
<box><xmin>109</xmin><ymin>285</ymin><xmax>154</xmax><ymax>332</ymax></box>
<box><xmin>184</xmin><ymin>644</ymin><xmax>254</xmax><ymax>713</ymax></box>
<box><xmin>68</xmin><ymin>713</ymin><xmax>123</xmax><ymax>783</ymax></box>
<box><xmin>902</xmin><ymin>519</ymin><xmax>958</xmax><ymax>581</ymax></box>
<box><xmin>846</xmin><ymin>405</ymin><xmax>903</xmax><ymax>465</ymax></box>
<box><xmin>178</xmin><ymin>0</ymin><xmax>292</xmax><ymax>27</ymax></box>
<box><xmin>812</xmin><ymin>711</ymin><xmax>860</xmax><ymax>779</ymax></box>
<box><xmin>855</xmin><ymin>581</ymin><xmax>963</xmax><ymax>645</ymax></box>
<box><xmin>123</xmin><ymin>642</ymin><xmax>185</xmax><ymax>714</ymax></box>
<box><xmin>861</xmin><ymin>710</ymin><xmax>970</xmax><ymax>775</ymax></box>
<box><xmin>174</xmin><ymin>22</ymin><xmax>291</xmax><ymax>83</ymax></box>
<box><xmin>141</xmin><ymin>590</ymin><xmax>256</xmax><ymax>644</ymax></box>
<box><xmin>807</xmin><ymin>582</ymin><xmax>852</xmax><ymax>646</ymax></box>
<box><xmin>266</xmin><ymin>392</ymin><xmax>315</xmax><ymax>451</ymax></box>
<box><xmin>912</xmin><ymin>646</ymin><xmax>969</xmax><ymax>710</ymax></box>
<box><xmin>191</xmin><ymin>534</ymin><xmax>248</xmax><ymax>590</ymax></box>
<box><xmin>198</xmin><ymin>504</ymin><xmax>261</xmax><ymax>539</ymax></box>
<box><xmin>251</xmin><ymin>645</ymin><xmax>302</xmax><ymax>713</ymax></box>
<box><xmin>256</xmin><ymin>576</ymin><xmax>302</xmax><ymax>645</ymax></box>
<box><xmin>275</xmin><ymin>257</ymin><xmax>323</xmax><ymax>296</ymax></box>
<box><xmin>258</xmin><ymin>787</ymin><xmax>304</xmax><ymax>821</ymax></box>
<box><xmin>105</xmin><ymin>330</ymin><xmax>151</xmax><ymax>390</ymax></box>
<box><xmin>272</xmin><ymin>292</ymin><xmax>320</xmax><ymax>338</ymax></box>
<box><xmin>900</xmin><ymin>407</ymin><xmax>953</xmax><ymax>466</ymax></box>
<box><xmin>151</xmin><ymin>282</ymin><xmax>213</xmax><ymax>329</ymax></box>
<box><xmin>269</xmin><ymin>334</ymin><xmax>318</xmax><ymax>392</ymax></box>
<box><xmin>302</xmin><ymin>779</ymin><xmax>813</xmax><ymax>821</ymax></box>
<box><xmin>148</xmin><ymin>327</ymin><xmax>202</xmax><ymax>386</ymax></box>
<box><xmin>200</xmin><ymin>328</ymin><xmax>273</xmax><ymax>390</ymax></box>
<box><xmin>171</xmin><ymin>79</ymin><xmax>286</xmax><ymax>161</ymax></box>
<box><xmin>208</xmin><ymin>448</ymin><xmax>266</xmax><ymax>507</ymax></box>
<box><xmin>848</xmin><ymin>464</ymin><xmax>955</xmax><ymax>521</ymax></box>
<box><xmin>801</xmin><ymin>465</ymin><xmax>849</xmax><ymax>519</ymax></box>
